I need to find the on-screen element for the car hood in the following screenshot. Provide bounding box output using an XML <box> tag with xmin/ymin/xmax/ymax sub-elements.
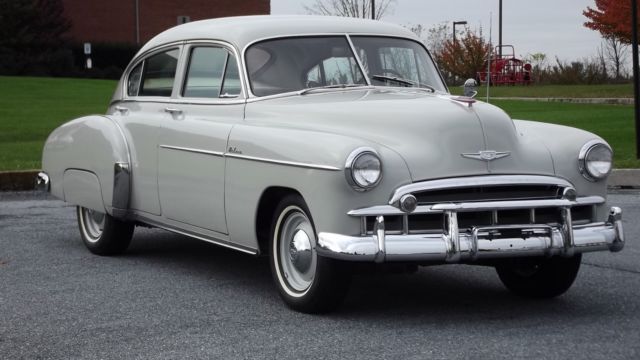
<box><xmin>244</xmin><ymin>89</ymin><xmax>555</xmax><ymax>181</ymax></box>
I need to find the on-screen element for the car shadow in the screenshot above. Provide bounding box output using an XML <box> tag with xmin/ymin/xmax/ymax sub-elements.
<box><xmin>123</xmin><ymin>228</ymin><xmax>603</xmax><ymax>321</ymax></box>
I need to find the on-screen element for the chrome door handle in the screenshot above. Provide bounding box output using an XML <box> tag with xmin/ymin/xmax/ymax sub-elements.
<box><xmin>164</xmin><ymin>107</ymin><xmax>183</xmax><ymax>114</ymax></box>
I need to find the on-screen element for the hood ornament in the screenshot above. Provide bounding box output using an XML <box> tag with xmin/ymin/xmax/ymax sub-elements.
<box><xmin>462</xmin><ymin>150</ymin><xmax>511</xmax><ymax>161</ymax></box>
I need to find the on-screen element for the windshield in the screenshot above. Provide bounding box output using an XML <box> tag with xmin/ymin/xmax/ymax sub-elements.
<box><xmin>245</xmin><ymin>36</ymin><xmax>446</xmax><ymax>97</ymax></box>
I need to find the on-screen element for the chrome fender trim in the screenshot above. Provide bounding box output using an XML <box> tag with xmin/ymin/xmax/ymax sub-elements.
<box><xmin>112</xmin><ymin>162</ymin><xmax>130</xmax><ymax>219</ymax></box>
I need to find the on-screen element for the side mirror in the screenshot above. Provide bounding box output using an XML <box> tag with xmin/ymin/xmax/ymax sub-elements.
<box><xmin>463</xmin><ymin>78</ymin><xmax>478</xmax><ymax>98</ymax></box>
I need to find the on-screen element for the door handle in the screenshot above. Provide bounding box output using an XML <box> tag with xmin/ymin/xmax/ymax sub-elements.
<box><xmin>164</xmin><ymin>107</ymin><xmax>183</xmax><ymax>115</ymax></box>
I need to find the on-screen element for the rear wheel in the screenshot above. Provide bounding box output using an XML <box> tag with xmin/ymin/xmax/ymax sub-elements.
<box><xmin>269</xmin><ymin>195</ymin><xmax>351</xmax><ymax>313</ymax></box>
<box><xmin>77</xmin><ymin>206</ymin><xmax>134</xmax><ymax>256</ymax></box>
<box><xmin>495</xmin><ymin>254</ymin><xmax>582</xmax><ymax>298</ymax></box>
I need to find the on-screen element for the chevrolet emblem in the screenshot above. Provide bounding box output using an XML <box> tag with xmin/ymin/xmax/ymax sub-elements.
<box><xmin>461</xmin><ymin>150</ymin><xmax>511</xmax><ymax>161</ymax></box>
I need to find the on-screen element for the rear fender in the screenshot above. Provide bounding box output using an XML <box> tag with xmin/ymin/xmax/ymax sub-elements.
<box><xmin>42</xmin><ymin>115</ymin><xmax>131</xmax><ymax>217</ymax></box>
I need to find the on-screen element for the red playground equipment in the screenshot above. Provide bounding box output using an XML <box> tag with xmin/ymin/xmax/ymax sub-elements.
<box><xmin>477</xmin><ymin>45</ymin><xmax>532</xmax><ymax>86</ymax></box>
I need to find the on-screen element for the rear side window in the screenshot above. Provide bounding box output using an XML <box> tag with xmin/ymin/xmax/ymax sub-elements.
<box><xmin>183</xmin><ymin>46</ymin><xmax>241</xmax><ymax>98</ymax></box>
<box><xmin>138</xmin><ymin>49</ymin><xmax>180</xmax><ymax>97</ymax></box>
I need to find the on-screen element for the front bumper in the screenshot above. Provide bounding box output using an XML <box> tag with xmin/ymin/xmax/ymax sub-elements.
<box><xmin>317</xmin><ymin>200</ymin><xmax>624</xmax><ymax>263</ymax></box>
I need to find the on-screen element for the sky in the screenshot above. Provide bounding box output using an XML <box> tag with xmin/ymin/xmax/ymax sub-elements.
<box><xmin>270</xmin><ymin>0</ymin><xmax>606</xmax><ymax>62</ymax></box>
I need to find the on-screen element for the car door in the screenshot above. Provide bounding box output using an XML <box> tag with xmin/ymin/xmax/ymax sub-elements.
<box><xmin>113</xmin><ymin>46</ymin><xmax>182</xmax><ymax>215</ymax></box>
<box><xmin>157</xmin><ymin>43</ymin><xmax>244</xmax><ymax>234</ymax></box>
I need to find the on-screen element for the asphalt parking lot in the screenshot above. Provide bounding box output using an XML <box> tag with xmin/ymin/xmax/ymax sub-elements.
<box><xmin>1</xmin><ymin>191</ymin><xmax>639</xmax><ymax>359</ymax></box>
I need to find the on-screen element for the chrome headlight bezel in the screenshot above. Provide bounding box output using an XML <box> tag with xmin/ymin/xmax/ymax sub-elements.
<box><xmin>578</xmin><ymin>140</ymin><xmax>613</xmax><ymax>182</ymax></box>
<box><xmin>345</xmin><ymin>147</ymin><xmax>382</xmax><ymax>191</ymax></box>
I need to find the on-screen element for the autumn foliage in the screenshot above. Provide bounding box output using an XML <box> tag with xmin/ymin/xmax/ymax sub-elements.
<box><xmin>437</xmin><ymin>29</ymin><xmax>490</xmax><ymax>80</ymax></box>
<box><xmin>584</xmin><ymin>0</ymin><xmax>638</xmax><ymax>43</ymax></box>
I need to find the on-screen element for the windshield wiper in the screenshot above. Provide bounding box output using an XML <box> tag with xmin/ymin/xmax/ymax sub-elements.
<box><xmin>371</xmin><ymin>75</ymin><xmax>436</xmax><ymax>92</ymax></box>
<box><xmin>298</xmin><ymin>84</ymin><xmax>368</xmax><ymax>95</ymax></box>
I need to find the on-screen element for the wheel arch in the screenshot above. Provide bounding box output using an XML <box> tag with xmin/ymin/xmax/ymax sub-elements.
<box><xmin>255</xmin><ymin>186</ymin><xmax>303</xmax><ymax>255</ymax></box>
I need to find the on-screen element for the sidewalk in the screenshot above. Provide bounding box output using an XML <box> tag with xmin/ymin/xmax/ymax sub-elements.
<box><xmin>1</xmin><ymin>169</ymin><xmax>638</xmax><ymax>192</ymax></box>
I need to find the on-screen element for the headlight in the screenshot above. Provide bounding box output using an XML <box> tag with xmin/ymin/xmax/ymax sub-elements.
<box><xmin>579</xmin><ymin>140</ymin><xmax>612</xmax><ymax>181</ymax></box>
<box><xmin>345</xmin><ymin>147</ymin><xmax>382</xmax><ymax>191</ymax></box>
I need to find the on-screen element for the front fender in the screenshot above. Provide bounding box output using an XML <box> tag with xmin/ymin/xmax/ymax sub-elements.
<box><xmin>514</xmin><ymin>119</ymin><xmax>610</xmax><ymax>220</ymax></box>
<box><xmin>225</xmin><ymin>123</ymin><xmax>412</xmax><ymax>251</ymax></box>
<box><xmin>42</xmin><ymin>115</ymin><xmax>131</xmax><ymax>215</ymax></box>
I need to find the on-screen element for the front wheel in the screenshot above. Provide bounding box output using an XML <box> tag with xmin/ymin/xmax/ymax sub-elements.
<box><xmin>495</xmin><ymin>254</ymin><xmax>582</xmax><ymax>298</ymax></box>
<box><xmin>77</xmin><ymin>206</ymin><xmax>134</xmax><ymax>256</ymax></box>
<box><xmin>269</xmin><ymin>195</ymin><xmax>351</xmax><ymax>313</ymax></box>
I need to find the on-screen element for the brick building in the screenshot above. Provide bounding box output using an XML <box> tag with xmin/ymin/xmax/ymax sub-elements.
<box><xmin>62</xmin><ymin>0</ymin><xmax>270</xmax><ymax>45</ymax></box>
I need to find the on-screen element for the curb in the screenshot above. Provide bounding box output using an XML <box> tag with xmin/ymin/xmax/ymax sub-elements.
<box><xmin>0</xmin><ymin>170</ymin><xmax>39</xmax><ymax>191</ymax></box>
<box><xmin>1</xmin><ymin>169</ymin><xmax>638</xmax><ymax>192</ymax></box>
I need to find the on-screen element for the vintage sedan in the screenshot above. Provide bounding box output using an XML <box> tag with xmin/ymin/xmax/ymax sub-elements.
<box><xmin>38</xmin><ymin>15</ymin><xmax>624</xmax><ymax>313</ymax></box>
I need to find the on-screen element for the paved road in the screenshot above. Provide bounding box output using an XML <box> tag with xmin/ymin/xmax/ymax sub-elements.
<box><xmin>1</xmin><ymin>191</ymin><xmax>639</xmax><ymax>359</ymax></box>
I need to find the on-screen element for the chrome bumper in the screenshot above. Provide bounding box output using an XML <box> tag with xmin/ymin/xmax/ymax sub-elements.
<box><xmin>317</xmin><ymin>205</ymin><xmax>624</xmax><ymax>263</ymax></box>
<box><xmin>35</xmin><ymin>172</ymin><xmax>50</xmax><ymax>192</ymax></box>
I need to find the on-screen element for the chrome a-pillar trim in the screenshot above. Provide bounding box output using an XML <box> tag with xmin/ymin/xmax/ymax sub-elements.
<box><xmin>35</xmin><ymin>172</ymin><xmax>50</xmax><ymax>192</ymax></box>
<box><xmin>112</xmin><ymin>162</ymin><xmax>130</xmax><ymax>218</ymax></box>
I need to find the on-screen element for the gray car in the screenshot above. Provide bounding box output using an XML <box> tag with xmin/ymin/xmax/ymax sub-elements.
<box><xmin>37</xmin><ymin>15</ymin><xmax>624</xmax><ymax>313</ymax></box>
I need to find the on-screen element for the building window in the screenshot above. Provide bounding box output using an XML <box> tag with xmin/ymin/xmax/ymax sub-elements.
<box><xmin>177</xmin><ymin>16</ymin><xmax>190</xmax><ymax>25</ymax></box>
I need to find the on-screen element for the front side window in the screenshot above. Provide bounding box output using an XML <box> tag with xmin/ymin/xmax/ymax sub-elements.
<box><xmin>138</xmin><ymin>49</ymin><xmax>180</xmax><ymax>97</ymax></box>
<box><xmin>245</xmin><ymin>36</ymin><xmax>446</xmax><ymax>96</ymax></box>
<box><xmin>246</xmin><ymin>36</ymin><xmax>366</xmax><ymax>97</ymax></box>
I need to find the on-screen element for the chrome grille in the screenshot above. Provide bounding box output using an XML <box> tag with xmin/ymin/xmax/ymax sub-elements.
<box><xmin>413</xmin><ymin>184</ymin><xmax>563</xmax><ymax>205</ymax></box>
<box><xmin>364</xmin><ymin>205</ymin><xmax>594</xmax><ymax>234</ymax></box>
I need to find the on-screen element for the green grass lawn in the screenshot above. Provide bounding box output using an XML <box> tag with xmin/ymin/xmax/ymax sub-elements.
<box><xmin>450</xmin><ymin>83</ymin><xmax>633</xmax><ymax>98</ymax></box>
<box><xmin>0</xmin><ymin>76</ymin><xmax>638</xmax><ymax>170</ymax></box>
<box><xmin>0</xmin><ymin>76</ymin><xmax>117</xmax><ymax>170</ymax></box>
<box><xmin>492</xmin><ymin>100</ymin><xmax>639</xmax><ymax>168</ymax></box>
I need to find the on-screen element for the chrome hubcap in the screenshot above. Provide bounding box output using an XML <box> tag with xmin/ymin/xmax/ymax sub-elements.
<box><xmin>277</xmin><ymin>207</ymin><xmax>317</xmax><ymax>294</ymax></box>
<box><xmin>81</xmin><ymin>208</ymin><xmax>105</xmax><ymax>242</ymax></box>
<box><xmin>289</xmin><ymin>229</ymin><xmax>313</xmax><ymax>274</ymax></box>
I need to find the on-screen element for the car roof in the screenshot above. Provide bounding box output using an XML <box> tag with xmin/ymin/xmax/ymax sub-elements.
<box><xmin>137</xmin><ymin>15</ymin><xmax>420</xmax><ymax>56</ymax></box>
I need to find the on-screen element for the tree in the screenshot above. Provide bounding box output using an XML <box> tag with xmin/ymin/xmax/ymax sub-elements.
<box><xmin>0</xmin><ymin>0</ymin><xmax>72</xmax><ymax>75</ymax></box>
<box><xmin>583</xmin><ymin>0</ymin><xmax>637</xmax><ymax>44</ymax></box>
<box><xmin>305</xmin><ymin>0</ymin><xmax>396</xmax><ymax>20</ymax></box>
<box><xmin>602</xmin><ymin>36</ymin><xmax>629</xmax><ymax>79</ymax></box>
<box><xmin>525</xmin><ymin>53</ymin><xmax>548</xmax><ymax>83</ymax></box>
<box><xmin>438</xmin><ymin>28</ymin><xmax>490</xmax><ymax>83</ymax></box>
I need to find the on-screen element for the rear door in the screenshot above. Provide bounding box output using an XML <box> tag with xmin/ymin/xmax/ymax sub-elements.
<box><xmin>113</xmin><ymin>46</ymin><xmax>182</xmax><ymax>215</ymax></box>
<box><xmin>157</xmin><ymin>43</ymin><xmax>244</xmax><ymax>234</ymax></box>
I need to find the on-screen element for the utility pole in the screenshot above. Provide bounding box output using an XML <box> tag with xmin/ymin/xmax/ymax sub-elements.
<box><xmin>498</xmin><ymin>0</ymin><xmax>502</xmax><ymax>58</ymax></box>
<box><xmin>371</xmin><ymin>0</ymin><xmax>375</xmax><ymax>19</ymax></box>
<box><xmin>633</xmin><ymin>0</ymin><xmax>640</xmax><ymax>158</ymax></box>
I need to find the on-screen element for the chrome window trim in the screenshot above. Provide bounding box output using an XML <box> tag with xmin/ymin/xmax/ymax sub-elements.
<box><xmin>241</xmin><ymin>33</ymin><xmax>448</xmax><ymax>99</ymax></box>
<box><xmin>122</xmin><ymin>43</ymin><xmax>184</xmax><ymax>101</ymax></box>
<box><xmin>178</xmin><ymin>40</ymin><xmax>247</xmax><ymax>102</ymax></box>
<box><xmin>388</xmin><ymin>175</ymin><xmax>574</xmax><ymax>205</ymax></box>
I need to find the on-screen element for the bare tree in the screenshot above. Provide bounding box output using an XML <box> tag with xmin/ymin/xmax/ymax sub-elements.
<box><xmin>305</xmin><ymin>0</ymin><xmax>396</xmax><ymax>20</ymax></box>
<box><xmin>601</xmin><ymin>36</ymin><xmax>629</xmax><ymax>80</ymax></box>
